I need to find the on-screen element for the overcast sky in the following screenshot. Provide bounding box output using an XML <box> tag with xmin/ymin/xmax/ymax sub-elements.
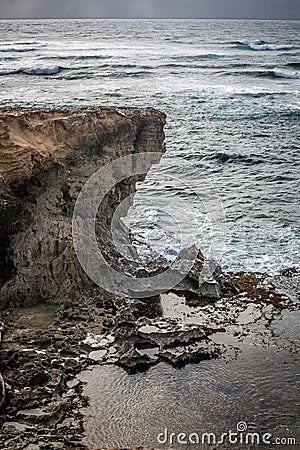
<box><xmin>0</xmin><ymin>0</ymin><xmax>299</xmax><ymax>20</ymax></box>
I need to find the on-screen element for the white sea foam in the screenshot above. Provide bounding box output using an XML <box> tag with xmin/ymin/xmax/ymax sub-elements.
<box><xmin>20</xmin><ymin>65</ymin><xmax>61</xmax><ymax>75</ymax></box>
<box><xmin>0</xmin><ymin>42</ymin><xmax>47</xmax><ymax>53</ymax></box>
<box><xmin>273</xmin><ymin>69</ymin><xmax>300</xmax><ymax>79</ymax></box>
<box><xmin>0</xmin><ymin>65</ymin><xmax>62</xmax><ymax>76</ymax></box>
<box><xmin>0</xmin><ymin>47</ymin><xmax>38</xmax><ymax>53</ymax></box>
<box><xmin>250</xmin><ymin>44</ymin><xmax>294</xmax><ymax>51</ymax></box>
<box><xmin>0</xmin><ymin>68</ymin><xmax>17</xmax><ymax>75</ymax></box>
<box><xmin>239</xmin><ymin>39</ymin><xmax>262</xmax><ymax>45</ymax></box>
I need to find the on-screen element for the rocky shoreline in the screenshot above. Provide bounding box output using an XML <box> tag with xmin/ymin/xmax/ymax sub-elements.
<box><xmin>0</xmin><ymin>107</ymin><xmax>299</xmax><ymax>450</ymax></box>
<box><xmin>0</xmin><ymin>268</ymin><xmax>299</xmax><ymax>449</ymax></box>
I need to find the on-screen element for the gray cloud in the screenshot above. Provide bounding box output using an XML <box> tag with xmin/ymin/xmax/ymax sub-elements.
<box><xmin>0</xmin><ymin>0</ymin><xmax>299</xmax><ymax>19</ymax></box>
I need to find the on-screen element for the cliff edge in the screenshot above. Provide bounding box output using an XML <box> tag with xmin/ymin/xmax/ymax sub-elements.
<box><xmin>0</xmin><ymin>106</ymin><xmax>166</xmax><ymax>308</ymax></box>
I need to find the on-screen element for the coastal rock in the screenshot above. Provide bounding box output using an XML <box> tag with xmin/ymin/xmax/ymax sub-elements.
<box><xmin>0</xmin><ymin>369</ymin><xmax>4</xmax><ymax>409</ymax></box>
<box><xmin>113</xmin><ymin>301</ymin><xmax>222</xmax><ymax>372</ymax></box>
<box><xmin>137</xmin><ymin>322</ymin><xmax>205</xmax><ymax>347</ymax></box>
<box><xmin>160</xmin><ymin>340</ymin><xmax>221</xmax><ymax>366</ymax></box>
<box><xmin>172</xmin><ymin>248</ymin><xmax>224</xmax><ymax>300</ymax></box>
<box><xmin>0</xmin><ymin>321</ymin><xmax>4</xmax><ymax>409</ymax></box>
<box><xmin>0</xmin><ymin>106</ymin><xmax>166</xmax><ymax>308</ymax></box>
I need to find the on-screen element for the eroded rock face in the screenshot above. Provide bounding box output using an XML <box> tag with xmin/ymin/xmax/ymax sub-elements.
<box><xmin>0</xmin><ymin>106</ymin><xmax>166</xmax><ymax>308</ymax></box>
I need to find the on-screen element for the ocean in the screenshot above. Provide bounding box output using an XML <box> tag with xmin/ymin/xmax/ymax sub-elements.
<box><xmin>0</xmin><ymin>19</ymin><xmax>299</xmax><ymax>274</ymax></box>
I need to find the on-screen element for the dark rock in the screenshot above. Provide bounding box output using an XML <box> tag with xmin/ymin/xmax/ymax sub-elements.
<box><xmin>137</xmin><ymin>323</ymin><xmax>205</xmax><ymax>348</ymax></box>
<box><xmin>160</xmin><ymin>340</ymin><xmax>222</xmax><ymax>367</ymax></box>
<box><xmin>174</xmin><ymin>248</ymin><xmax>224</xmax><ymax>299</ymax></box>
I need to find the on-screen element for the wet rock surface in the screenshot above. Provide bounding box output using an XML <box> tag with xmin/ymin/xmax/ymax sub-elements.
<box><xmin>0</xmin><ymin>268</ymin><xmax>299</xmax><ymax>448</ymax></box>
<box><xmin>0</xmin><ymin>295</ymin><xmax>117</xmax><ymax>449</ymax></box>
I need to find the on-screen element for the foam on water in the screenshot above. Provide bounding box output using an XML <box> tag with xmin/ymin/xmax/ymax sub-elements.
<box><xmin>0</xmin><ymin>41</ymin><xmax>47</xmax><ymax>53</ymax></box>
<box><xmin>250</xmin><ymin>43</ymin><xmax>294</xmax><ymax>51</ymax></box>
<box><xmin>273</xmin><ymin>69</ymin><xmax>300</xmax><ymax>79</ymax></box>
<box><xmin>238</xmin><ymin>39</ymin><xmax>262</xmax><ymax>45</ymax></box>
<box><xmin>0</xmin><ymin>65</ymin><xmax>62</xmax><ymax>75</ymax></box>
<box><xmin>0</xmin><ymin>46</ymin><xmax>38</xmax><ymax>53</ymax></box>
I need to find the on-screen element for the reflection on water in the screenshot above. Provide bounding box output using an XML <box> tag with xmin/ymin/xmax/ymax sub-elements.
<box><xmin>78</xmin><ymin>311</ymin><xmax>300</xmax><ymax>449</ymax></box>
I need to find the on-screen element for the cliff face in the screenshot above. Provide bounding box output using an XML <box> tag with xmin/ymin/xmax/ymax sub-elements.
<box><xmin>0</xmin><ymin>107</ymin><xmax>166</xmax><ymax>308</ymax></box>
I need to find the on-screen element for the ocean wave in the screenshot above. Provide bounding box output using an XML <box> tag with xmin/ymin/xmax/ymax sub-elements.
<box><xmin>238</xmin><ymin>39</ymin><xmax>262</xmax><ymax>45</ymax></box>
<box><xmin>223</xmin><ymin>69</ymin><xmax>268</xmax><ymax>78</ymax></box>
<box><xmin>56</xmin><ymin>73</ymin><xmax>94</xmax><ymax>81</ymax></box>
<box><xmin>117</xmin><ymin>70</ymin><xmax>153</xmax><ymax>78</ymax></box>
<box><xmin>59</xmin><ymin>69</ymin><xmax>152</xmax><ymax>80</ymax></box>
<box><xmin>0</xmin><ymin>56</ymin><xmax>18</xmax><ymax>61</ymax></box>
<box><xmin>21</xmin><ymin>65</ymin><xmax>62</xmax><ymax>75</ymax></box>
<box><xmin>226</xmin><ymin>68</ymin><xmax>300</xmax><ymax>80</ymax></box>
<box><xmin>250</xmin><ymin>44</ymin><xmax>294</xmax><ymax>51</ymax></box>
<box><xmin>272</xmin><ymin>69</ymin><xmax>300</xmax><ymax>79</ymax></box>
<box><xmin>1</xmin><ymin>41</ymin><xmax>45</xmax><ymax>45</ymax></box>
<box><xmin>0</xmin><ymin>47</ymin><xmax>38</xmax><ymax>53</ymax></box>
<box><xmin>45</xmin><ymin>54</ymin><xmax>112</xmax><ymax>60</ymax></box>
<box><xmin>286</xmin><ymin>62</ymin><xmax>300</xmax><ymax>69</ymax></box>
<box><xmin>232</xmin><ymin>45</ymin><xmax>252</xmax><ymax>50</ymax></box>
<box><xmin>0</xmin><ymin>42</ymin><xmax>46</xmax><ymax>53</ymax></box>
<box><xmin>173</xmin><ymin>54</ymin><xmax>224</xmax><ymax>61</ymax></box>
<box><xmin>250</xmin><ymin>68</ymin><xmax>300</xmax><ymax>80</ymax></box>
<box><xmin>233</xmin><ymin>42</ymin><xmax>294</xmax><ymax>51</ymax></box>
<box><xmin>0</xmin><ymin>69</ymin><xmax>18</xmax><ymax>75</ymax></box>
<box><xmin>0</xmin><ymin>65</ymin><xmax>62</xmax><ymax>76</ymax></box>
<box><xmin>228</xmin><ymin>63</ymin><xmax>250</xmax><ymax>68</ymax></box>
<box><xmin>233</xmin><ymin>91</ymin><xmax>280</xmax><ymax>98</ymax></box>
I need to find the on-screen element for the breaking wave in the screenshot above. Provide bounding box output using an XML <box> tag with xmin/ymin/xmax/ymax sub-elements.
<box><xmin>0</xmin><ymin>42</ymin><xmax>47</xmax><ymax>53</ymax></box>
<box><xmin>45</xmin><ymin>54</ymin><xmax>112</xmax><ymax>60</ymax></box>
<box><xmin>272</xmin><ymin>69</ymin><xmax>300</xmax><ymax>79</ymax></box>
<box><xmin>250</xmin><ymin>44</ymin><xmax>294</xmax><ymax>51</ymax></box>
<box><xmin>234</xmin><ymin>41</ymin><xmax>294</xmax><ymax>51</ymax></box>
<box><xmin>238</xmin><ymin>39</ymin><xmax>263</xmax><ymax>45</ymax></box>
<box><xmin>226</xmin><ymin>68</ymin><xmax>300</xmax><ymax>80</ymax></box>
<box><xmin>0</xmin><ymin>47</ymin><xmax>38</xmax><ymax>53</ymax></box>
<box><xmin>0</xmin><ymin>65</ymin><xmax>62</xmax><ymax>76</ymax></box>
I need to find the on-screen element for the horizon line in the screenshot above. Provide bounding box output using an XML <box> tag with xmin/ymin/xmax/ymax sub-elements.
<box><xmin>0</xmin><ymin>17</ymin><xmax>299</xmax><ymax>21</ymax></box>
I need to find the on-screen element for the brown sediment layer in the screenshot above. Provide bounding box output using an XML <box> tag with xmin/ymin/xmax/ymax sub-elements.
<box><xmin>0</xmin><ymin>106</ymin><xmax>166</xmax><ymax>193</ymax></box>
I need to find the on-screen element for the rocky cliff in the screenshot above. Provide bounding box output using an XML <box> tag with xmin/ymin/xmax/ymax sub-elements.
<box><xmin>0</xmin><ymin>106</ymin><xmax>166</xmax><ymax>309</ymax></box>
